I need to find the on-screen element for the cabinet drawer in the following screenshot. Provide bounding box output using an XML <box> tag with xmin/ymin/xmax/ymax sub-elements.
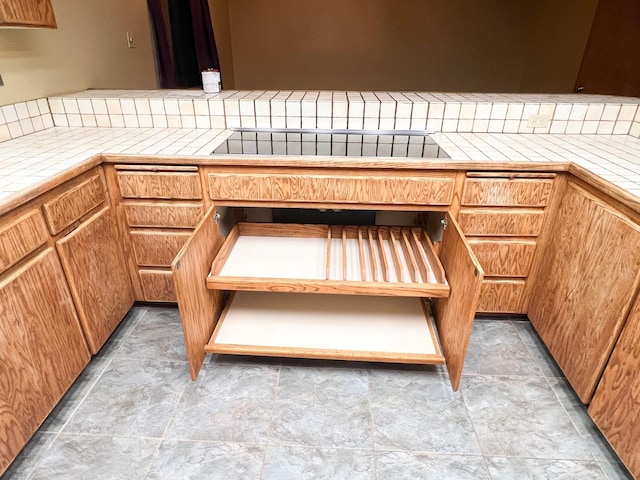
<box><xmin>123</xmin><ymin>202</ymin><xmax>204</xmax><ymax>228</ymax></box>
<box><xmin>462</xmin><ymin>178</ymin><xmax>553</xmax><ymax>207</ymax></box>
<box><xmin>0</xmin><ymin>210</ymin><xmax>49</xmax><ymax>274</ymax></box>
<box><xmin>458</xmin><ymin>208</ymin><xmax>545</xmax><ymax>236</ymax></box>
<box><xmin>117</xmin><ymin>171</ymin><xmax>202</xmax><ymax>200</ymax></box>
<box><xmin>139</xmin><ymin>269</ymin><xmax>177</xmax><ymax>302</ymax></box>
<box><xmin>208</xmin><ymin>170</ymin><xmax>456</xmax><ymax>206</ymax></box>
<box><xmin>130</xmin><ymin>231</ymin><xmax>191</xmax><ymax>267</ymax></box>
<box><xmin>42</xmin><ymin>174</ymin><xmax>105</xmax><ymax>235</ymax></box>
<box><xmin>468</xmin><ymin>239</ymin><xmax>536</xmax><ymax>277</ymax></box>
<box><xmin>478</xmin><ymin>279</ymin><xmax>526</xmax><ymax>313</ymax></box>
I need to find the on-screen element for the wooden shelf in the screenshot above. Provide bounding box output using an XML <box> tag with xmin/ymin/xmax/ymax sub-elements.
<box><xmin>207</xmin><ymin>223</ymin><xmax>448</xmax><ymax>297</ymax></box>
<box><xmin>205</xmin><ymin>291</ymin><xmax>445</xmax><ymax>364</ymax></box>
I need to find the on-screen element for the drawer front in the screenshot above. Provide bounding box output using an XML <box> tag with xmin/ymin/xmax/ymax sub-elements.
<box><xmin>130</xmin><ymin>231</ymin><xmax>191</xmax><ymax>267</ymax></box>
<box><xmin>123</xmin><ymin>202</ymin><xmax>204</xmax><ymax>228</ymax></box>
<box><xmin>43</xmin><ymin>174</ymin><xmax>105</xmax><ymax>235</ymax></box>
<box><xmin>139</xmin><ymin>269</ymin><xmax>177</xmax><ymax>302</ymax></box>
<box><xmin>118</xmin><ymin>171</ymin><xmax>202</xmax><ymax>200</ymax></box>
<box><xmin>0</xmin><ymin>210</ymin><xmax>49</xmax><ymax>274</ymax></box>
<box><xmin>478</xmin><ymin>279</ymin><xmax>526</xmax><ymax>313</ymax></box>
<box><xmin>462</xmin><ymin>178</ymin><xmax>553</xmax><ymax>207</ymax></box>
<box><xmin>468</xmin><ymin>239</ymin><xmax>537</xmax><ymax>277</ymax></box>
<box><xmin>458</xmin><ymin>208</ymin><xmax>545</xmax><ymax>236</ymax></box>
<box><xmin>208</xmin><ymin>172</ymin><xmax>456</xmax><ymax>205</ymax></box>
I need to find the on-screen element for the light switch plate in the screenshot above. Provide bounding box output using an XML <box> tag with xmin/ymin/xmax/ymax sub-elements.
<box><xmin>527</xmin><ymin>114</ymin><xmax>551</xmax><ymax>128</ymax></box>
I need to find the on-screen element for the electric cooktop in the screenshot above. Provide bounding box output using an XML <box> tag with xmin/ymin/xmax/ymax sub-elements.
<box><xmin>211</xmin><ymin>128</ymin><xmax>450</xmax><ymax>158</ymax></box>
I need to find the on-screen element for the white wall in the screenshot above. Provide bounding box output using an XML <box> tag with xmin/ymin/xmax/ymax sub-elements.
<box><xmin>0</xmin><ymin>0</ymin><xmax>158</xmax><ymax>105</ymax></box>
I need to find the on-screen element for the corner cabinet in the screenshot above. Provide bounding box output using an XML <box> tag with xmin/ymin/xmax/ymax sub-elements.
<box><xmin>0</xmin><ymin>0</ymin><xmax>56</xmax><ymax>28</ymax></box>
<box><xmin>589</xmin><ymin>294</ymin><xmax>640</xmax><ymax>479</ymax></box>
<box><xmin>528</xmin><ymin>180</ymin><xmax>640</xmax><ymax>403</ymax></box>
<box><xmin>173</xmin><ymin>205</ymin><xmax>483</xmax><ymax>392</ymax></box>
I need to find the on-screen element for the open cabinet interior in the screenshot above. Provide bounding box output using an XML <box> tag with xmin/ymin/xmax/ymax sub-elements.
<box><xmin>172</xmin><ymin>205</ymin><xmax>483</xmax><ymax>391</ymax></box>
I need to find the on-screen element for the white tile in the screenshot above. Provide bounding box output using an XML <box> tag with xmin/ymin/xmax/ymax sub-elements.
<box><xmin>270</xmin><ymin>100</ymin><xmax>286</xmax><ymax>117</ymax></box>
<box><xmin>394</xmin><ymin>117</ymin><xmax>410</xmax><ymax>129</ymax></box>
<box><xmin>164</xmin><ymin>99</ymin><xmax>180</xmax><ymax>115</ymax></box>
<box><xmin>518</xmin><ymin>120</ymin><xmax>535</xmax><ymax>134</ymax></box>
<box><xmin>124</xmin><ymin>114</ymin><xmax>139</xmax><ymax>128</ymax></box>
<box><xmin>62</xmin><ymin>98</ymin><xmax>80</xmax><ymax>114</ymax></box>
<box><xmin>364</xmin><ymin>117</ymin><xmax>379</xmax><ymax>130</ymax></box>
<box><xmin>195</xmin><ymin>115</ymin><xmax>210</xmax><ymax>129</ymax></box>
<box><xmin>364</xmin><ymin>100</ymin><xmax>380</xmax><ymax>118</ymax></box>
<box><xmin>37</xmin><ymin>98</ymin><xmax>50</xmax><ymax>114</ymax></box>
<box><xmin>459</xmin><ymin>103</ymin><xmax>476</xmax><ymax>120</ymax></box>
<box><xmin>167</xmin><ymin>115</ymin><xmax>183</xmax><ymax>128</ymax></box>
<box><xmin>379</xmin><ymin>117</ymin><xmax>394</xmax><ymax>130</ymax></box>
<box><xmin>333</xmin><ymin>101</ymin><xmax>348</xmax><ymax>118</ymax></box>
<box><xmin>410</xmin><ymin>117</ymin><xmax>427</xmax><ymax>131</ymax></box>
<box><xmin>475</xmin><ymin>102</ymin><xmax>492</xmax><ymax>119</ymax></box>
<box><xmin>581</xmin><ymin>121</ymin><xmax>599</xmax><ymax>134</ymax></box>
<box><xmin>317</xmin><ymin>117</ymin><xmax>332</xmax><ymax>129</ymax></box>
<box><xmin>271</xmin><ymin>116</ymin><xmax>286</xmax><ymax>128</ymax></box>
<box><xmin>569</xmin><ymin>104</ymin><xmax>588</xmax><ymax>121</ymax></box>
<box><xmin>135</xmin><ymin>98</ymin><xmax>152</xmax><ymax>115</ymax></box>
<box><xmin>395</xmin><ymin>102</ymin><xmax>411</xmax><ymax>118</ymax></box>
<box><xmin>7</xmin><ymin>122</ymin><xmax>23</xmax><ymax>138</ymax></box>
<box><xmin>32</xmin><ymin>117</ymin><xmax>45</xmax><ymax>132</ymax></box>
<box><xmin>256</xmin><ymin>116</ymin><xmax>271</xmax><ymax>128</ymax></box>
<box><xmin>585</xmin><ymin>103</ymin><xmax>605</xmax><ymax>121</ymax></box>
<box><xmin>506</xmin><ymin>103</ymin><xmax>524</xmax><ymax>120</ymax></box>
<box><xmin>488</xmin><ymin>119</ymin><xmax>504</xmax><ymax>133</ymax></box>
<box><xmin>67</xmin><ymin>114</ymin><xmax>83</xmax><ymax>127</ymax></box>
<box><xmin>211</xmin><ymin>116</ymin><xmax>226</xmax><ymax>129</ymax></box>
<box><xmin>2</xmin><ymin>104</ymin><xmax>19</xmax><ymax>123</ymax></box>
<box><xmin>553</xmin><ymin>103</ymin><xmax>572</xmax><ymax>121</ymax></box>
<box><xmin>301</xmin><ymin>100</ymin><xmax>316</xmax><ymax>117</ymax></box>
<box><xmin>239</xmin><ymin>99</ymin><xmax>255</xmax><ymax>116</ymax></box>
<box><xmin>178</xmin><ymin>99</ymin><xmax>195</xmax><ymax>115</ymax></box>
<box><xmin>301</xmin><ymin>116</ymin><xmax>317</xmax><ymax>128</ymax></box>
<box><xmin>426</xmin><ymin>117</ymin><xmax>442</xmax><ymax>132</ymax></box>
<box><xmin>444</xmin><ymin>103</ymin><xmax>461</xmax><ymax>119</ymax></box>
<box><xmin>81</xmin><ymin>114</ymin><xmax>97</xmax><ymax>127</ymax></box>
<box><xmin>42</xmin><ymin>114</ymin><xmax>54</xmax><ymax>129</ymax></box>
<box><xmin>110</xmin><ymin>114</ymin><xmax>125</xmax><ymax>128</ymax></box>
<box><xmin>503</xmin><ymin>119</ymin><xmax>520</xmax><ymax>133</ymax></box>
<box><xmin>285</xmin><ymin>100</ymin><xmax>301</xmax><ymax>117</ymax></box>
<box><xmin>48</xmin><ymin>98</ymin><xmax>65</xmax><ymax>114</ymax></box>
<box><xmin>565</xmin><ymin>120</ymin><xmax>583</xmax><ymax>134</ymax></box>
<box><xmin>602</xmin><ymin>104</ymin><xmax>621</xmax><ymax>121</ymax></box>
<box><xmin>630</xmin><ymin>122</ymin><xmax>640</xmax><ymax>138</ymax></box>
<box><xmin>523</xmin><ymin>103</ymin><xmax>541</xmax><ymax>118</ymax></box>
<box><xmin>317</xmin><ymin>101</ymin><xmax>332</xmax><ymax>118</ymax></box>
<box><xmin>240</xmin><ymin>116</ymin><xmax>256</xmax><ymax>128</ymax></box>
<box><xmin>255</xmin><ymin>100</ymin><xmax>270</xmax><ymax>117</ymax></box>
<box><xmin>96</xmin><ymin>115</ymin><xmax>111</xmax><ymax>127</ymax></box>
<box><xmin>613</xmin><ymin>121</ymin><xmax>631</xmax><ymax>135</ymax></box>
<box><xmin>472</xmin><ymin>119</ymin><xmax>489</xmax><ymax>133</ymax></box>
<box><xmin>106</xmin><ymin>99</ymin><xmax>123</xmax><ymax>115</ymax></box>
<box><xmin>120</xmin><ymin>99</ymin><xmax>136</xmax><ymax>115</ymax></box>
<box><xmin>457</xmin><ymin>119</ymin><xmax>473</xmax><ymax>132</ymax></box>
<box><xmin>597</xmin><ymin>121</ymin><xmax>615</xmax><ymax>134</ymax></box>
<box><xmin>286</xmin><ymin>116</ymin><xmax>301</xmax><ymax>128</ymax></box>
<box><xmin>19</xmin><ymin>118</ymin><xmax>34</xmax><ymax>134</ymax></box>
<box><xmin>149</xmin><ymin>98</ymin><xmax>165</xmax><ymax>115</ymax></box>
<box><xmin>209</xmin><ymin>99</ymin><xmax>225</xmax><ymax>116</ymax></box>
<box><xmin>442</xmin><ymin>119</ymin><xmax>458</xmax><ymax>132</ymax></box>
<box><xmin>619</xmin><ymin>105</ymin><xmax>638</xmax><ymax>122</ymax></box>
<box><xmin>152</xmin><ymin>115</ymin><xmax>168</xmax><ymax>128</ymax></box>
<box><xmin>26</xmin><ymin>100</ymin><xmax>40</xmax><ymax>117</ymax></box>
<box><xmin>0</xmin><ymin>125</ymin><xmax>10</xmax><ymax>142</ymax></box>
<box><xmin>181</xmin><ymin>116</ymin><xmax>196</xmax><ymax>128</ymax></box>
<box><xmin>490</xmin><ymin>103</ymin><xmax>508</xmax><ymax>119</ymax></box>
<box><xmin>52</xmin><ymin>113</ymin><xmax>68</xmax><ymax>126</ymax></box>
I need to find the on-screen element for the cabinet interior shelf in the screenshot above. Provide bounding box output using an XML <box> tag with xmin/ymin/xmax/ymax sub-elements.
<box><xmin>207</xmin><ymin>223</ymin><xmax>449</xmax><ymax>297</ymax></box>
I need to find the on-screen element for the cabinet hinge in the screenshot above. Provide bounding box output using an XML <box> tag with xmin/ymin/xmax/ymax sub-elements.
<box><xmin>214</xmin><ymin>212</ymin><xmax>221</xmax><ymax>224</ymax></box>
<box><xmin>440</xmin><ymin>217</ymin><xmax>448</xmax><ymax>230</ymax></box>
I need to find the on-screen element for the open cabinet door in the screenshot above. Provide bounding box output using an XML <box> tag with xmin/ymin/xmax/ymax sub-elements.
<box><xmin>432</xmin><ymin>214</ymin><xmax>484</xmax><ymax>391</ymax></box>
<box><xmin>172</xmin><ymin>206</ymin><xmax>226</xmax><ymax>380</ymax></box>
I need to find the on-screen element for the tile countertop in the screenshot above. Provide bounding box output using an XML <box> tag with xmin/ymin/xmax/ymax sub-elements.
<box><xmin>3</xmin><ymin>125</ymin><xmax>640</xmax><ymax>214</ymax></box>
<box><xmin>3</xmin><ymin>87</ymin><xmax>640</xmax><ymax>215</ymax></box>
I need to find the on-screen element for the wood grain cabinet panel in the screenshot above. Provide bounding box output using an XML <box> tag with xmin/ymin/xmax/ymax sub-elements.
<box><xmin>208</xmin><ymin>170</ymin><xmax>456</xmax><ymax>206</ymax></box>
<box><xmin>139</xmin><ymin>269</ymin><xmax>177</xmax><ymax>302</ymax></box>
<box><xmin>0</xmin><ymin>209</ymin><xmax>49</xmax><ymax>274</ymax></box>
<box><xmin>56</xmin><ymin>207</ymin><xmax>134</xmax><ymax>353</ymax></box>
<box><xmin>462</xmin><ymin>178</ymin><xmax>554</xmax><ymax>207</ymax></box>
<box><xmin>131</xmin><ymin>230</ymin><xmax>192</xmax><ymax>267</ymax></box>
<box><xmin>0</xmin><ymin>248</ymin><xmax>89</xmax><ymax>473</ymax></box>
<box><xmin>468</xmin><ymin>239</ymin><xmax>536</xmax><ymax>277</ymax></box>
<box><xmin>0</xmin><ymin>0</ymin><xmax>56</xmax><ymax>27</ymax></box>
<box><xmin>117</xmin><ymin>171</ymin><xmax>202</xmax><ymax>200</ymax></box>
<box><xmin>458</xmin><ymin>208</ymin><xmax>545</xmax><ymax>236</ymax></box>
<box><xmin>477</xmin><ymin>279</ymin><xmax>526</xmax><ymax>313</ymax></box>
<box><xmin>589</xmin><ymin>294</ymin><xmax>640</xmax><ymax>479</ymax></box>
<box><xmin>123</xmin><ymin>202</ymin><xmax>204</xmax><ymax>228</ymax></box>
<box><xmin>42</xmin><ymin>174</ymin><xmax>105</xmax><ymax>235</ymax></box>
<box><xmin>529</xmin><ymin>182</ymin><xmax>640</xmax><ymax>403</ymax></box>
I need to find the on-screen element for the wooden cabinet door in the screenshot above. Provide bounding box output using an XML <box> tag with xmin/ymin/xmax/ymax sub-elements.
<box><xmin>432</xmin><ymin>214</ymin><xmax>484</xmax><ymax>391</ymax></box>
<box><xmin>57</xmin><ymin>207</ymin><xmax>134</xmax><ymax>354</ymax></box>
<box><xmin>589</xmin><ymin>294</ymin><xmax>640</xmax><ymax>479</ymax></box>
<box><xmin>529</xmin><ymin>182</ymin><xmax>640</xmax><ymax>403</ymax></box>
<box><xmin>0</xmin><ymin>0</ymin><xmax>56</xmax><ymax>27</ymax></box>
<box><xmin>172</xmin><ymin>206</ymin><xmax>226</xmax><ymax>380</ymax></box>
<box><xmin>0</xmin><ymin>248</ymin><xmax>89</xmax><ymax>474</ymax></box>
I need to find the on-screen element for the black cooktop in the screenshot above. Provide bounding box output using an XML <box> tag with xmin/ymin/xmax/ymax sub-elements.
<box><xmin>211</xmin><ymin>129</ymin><xmax>450</xmax><ymax>158</ymax></box>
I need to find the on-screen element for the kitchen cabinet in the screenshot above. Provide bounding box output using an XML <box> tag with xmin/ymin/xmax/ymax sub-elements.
<box><xmin>56</xmin><ymin>206</ymin><xmax>134</xmax><ymax>354</ymax></box>
<box><xmin>174</xmin><ymin>171</ymin><xmax>484</xmax><ymax>391</ymax></box>
<box><xmin>0</xmin><ymin>0</ymin><xmax>56</xmax><ymax>28</ymax></box>
<box><xmin>108</xmin><ymin>165</ymin><xmax>206</xmax><ymax>302</ymax></box>
<box><xmin>589</xmin><ymin>293</ymin><xmax>640</xmax><ymax>479</ymax></box>
<box><xmin>458</xmin><ymin>172</ymin><xmax>556</xmax><ymax>313</ymax></box>
<box><xmin>529</xmin><ymin>181</ymin><xmax>640</xmax><ymax>403</ymax></box>
<box><xmin>0</xmin><ymin>248</ymin><xmax>89</xmax><ymax>473</ymax></box>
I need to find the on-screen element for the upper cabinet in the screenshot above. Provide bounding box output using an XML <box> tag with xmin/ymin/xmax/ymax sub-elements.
<box><xmin>0</xmin><ymin>0</ymin><xmax>56</xmax><ymax>28</ymax></box>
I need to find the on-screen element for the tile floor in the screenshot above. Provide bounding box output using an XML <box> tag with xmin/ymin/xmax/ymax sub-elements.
<box><xmin>2</xmin><ymin>306</ymin><xmax>634</xmax><ymax>480</ymax></box>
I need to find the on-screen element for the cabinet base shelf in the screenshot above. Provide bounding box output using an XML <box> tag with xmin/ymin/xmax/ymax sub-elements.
<box><xmin>205</xmin><ymin>291</ymin><xmax>445</xmax><ymax>364</ymax></box>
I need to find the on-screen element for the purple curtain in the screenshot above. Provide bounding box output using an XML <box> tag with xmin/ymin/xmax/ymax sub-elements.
<box><xmin>189</xmin><ymin>0</ymin><xmax>221</xmax><ymax>74</ymax></box>
<box><xmin>147</xmin><ymin>0</ymin><xmax>220</xmax><ymax>88</ymax></box>
<box><xmin>147</xmin><ymin>0</ymin><xmax>176</xmax><ymax>88</ymax></box>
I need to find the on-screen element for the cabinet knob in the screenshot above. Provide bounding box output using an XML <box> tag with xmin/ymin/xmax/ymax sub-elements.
<box><xmin>576</xmin><ymin>86</ymin><xmax>585</xmax><ymax>93</ymax></box>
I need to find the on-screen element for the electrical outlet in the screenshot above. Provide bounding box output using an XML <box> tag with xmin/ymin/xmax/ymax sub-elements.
<box><xmin>126</xmin><ymin>32</ymin><xmax>136</xmax><ymax>49</ymax></box>
<box><xmin>527</xmin><ymin>114</ymin><xmax>551</xmax><ymax>128</ymax></box>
